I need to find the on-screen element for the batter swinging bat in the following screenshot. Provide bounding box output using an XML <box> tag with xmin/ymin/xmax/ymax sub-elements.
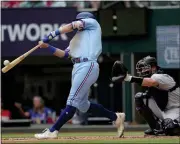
<box><xmin>2</xmin><ymin>44</ymin><xmax>40</xmax><ymax>73</ymax></box>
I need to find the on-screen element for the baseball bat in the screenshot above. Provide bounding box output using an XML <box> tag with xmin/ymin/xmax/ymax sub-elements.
<box><xmin>2</xmin><ymin>44</ymin><xmax>40</xmax><ymax>73</ymax></box>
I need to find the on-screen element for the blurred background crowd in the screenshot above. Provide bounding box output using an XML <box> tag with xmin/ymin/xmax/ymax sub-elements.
<box><xmin>1</xmin><ymin>1</ymin><xmax>101</xmax><ymax>9</ymax></box>
<box><xmin>1</xmin><ymin>1</ymin><xmax>180</xmax><ymax>9</ymax></box>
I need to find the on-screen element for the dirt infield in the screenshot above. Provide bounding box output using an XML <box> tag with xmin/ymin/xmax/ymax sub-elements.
<box><xmin>2</xmin><ymin>135</ymin><xmax>179</xmax><ymax>143</ymax></box>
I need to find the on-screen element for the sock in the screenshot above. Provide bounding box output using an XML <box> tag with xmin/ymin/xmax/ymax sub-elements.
<box><xmin>50</xmin><ymin>105</ymin><xmax>76</xmax><ymax>132</ymax></box>
<box><xmin>87</xmin><ymin>103</ymin><xmax>117</xmax><ymax>121</ymax></box>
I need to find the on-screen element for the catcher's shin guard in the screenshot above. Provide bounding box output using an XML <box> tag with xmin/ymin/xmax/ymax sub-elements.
<box><xmin>162</xmin><ymin>118</ymin><xmax>180</xmax><ymax>136</ymax></box>
<box><xmin>135</xmin><ymin>92</ymin><xmax>159</xmax><ymax>130</ymax></box>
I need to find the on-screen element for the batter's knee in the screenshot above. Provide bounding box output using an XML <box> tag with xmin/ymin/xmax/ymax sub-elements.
<box><xmin>67</xmin><ymin>99</ymin><xmax>90</xmax><ymax>113</ymax></box>
<box><xmin>78</xmin><ymin>101</ymin><xmax>90</xmax><ymax>113</ymax></box>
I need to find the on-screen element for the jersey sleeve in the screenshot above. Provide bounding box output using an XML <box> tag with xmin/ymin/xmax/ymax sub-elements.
<box><xmin>151</xmin><ymin>74</ymin><xmax>176</xmax><ymax>90</ymax></box>
<box><xmin>72</xmin><ymin>19</ymin><xmax>97</xmax><ymax>31</ymax></box>
<box><xmin>71</xmin><ymin>20</ymin><xmax>84</xmax><ymax>30</ymax></box>
<box><xmin>81</xmin><ymin>19</ymin><xmax>97</xmax><ymax>30</ymax></box>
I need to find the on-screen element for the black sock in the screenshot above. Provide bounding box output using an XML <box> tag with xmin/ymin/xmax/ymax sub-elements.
<box><xmin>88</xmin><ymin>103</ymin><xmax>117</xmax><ymax>121</ymax></box>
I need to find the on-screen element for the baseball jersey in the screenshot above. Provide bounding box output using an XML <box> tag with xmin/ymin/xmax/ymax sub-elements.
<box><xmin>151</xmin><ymin>74</ymin><xmax>180</xmax><ymax>109</ymax></box>
<box><xmin>68</xmin><ymin>18</ymin><xmax>102</xmax><ymax>60</ymax></box>
<box><xmin>28</xmin><ymin>107</ymin><xmax>53</xmax><ymax>123</ymax></box>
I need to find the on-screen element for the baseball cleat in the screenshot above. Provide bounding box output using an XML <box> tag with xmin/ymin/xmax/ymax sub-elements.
<box><xmin>144</xmin><ymin>129</ymin><xmax>155</xmax><ymax>135</ymax></box>
<box><xmin>115</xmin><ymin>113</ymin><xmax>125</xmax><ymax>137</ymax></box>
<box><xmin>144</xmin><ymin>128</ymin><xmax>165</xmax><ymax>136</ymax></box>
<box><xmin>34</xmin><ymin>128</ymin><xmax>58</xmax><ymax>139</ymax></box>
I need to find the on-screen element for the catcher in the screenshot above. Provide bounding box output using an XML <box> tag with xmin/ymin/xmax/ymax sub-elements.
<box><xmin>111</xmin><ymin>56</ymin><xmax>180</xmax><ymax>136</ymax></box>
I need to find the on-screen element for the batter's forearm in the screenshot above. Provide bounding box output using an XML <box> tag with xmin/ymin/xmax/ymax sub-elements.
<box><xmin>54</xmin><ymin>49</ymin><xmax>66</xmax><ymax>58</ymax></box>
<box><xmin>59</xmin><ymin>20</ymin><xmax>85</xmax><ymax>33</ymax></box>
<box><xmin>58</xmin><ymin>23</ymin><xmax>73</xmax><ymax>34</ymax></box>
<box><xmin>48</xmin><ymin>45</ymin><xmax>70</xmax><ymax>58</ymax></box>
<box><xmin>42</xmin><ymin>23</ymin><xmax>73</xmax><ymax>43</ymax></box>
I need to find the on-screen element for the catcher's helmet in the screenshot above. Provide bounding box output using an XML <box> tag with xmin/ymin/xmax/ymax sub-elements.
<box><xmin>136</xmin><ymin>56</ymin><xmax>158</xmax><ymax>77</ymax></box>
<box><xmin>76</xmin><ymin>12</ymin><xmax>95</xmax><ymax>20</ymax></box>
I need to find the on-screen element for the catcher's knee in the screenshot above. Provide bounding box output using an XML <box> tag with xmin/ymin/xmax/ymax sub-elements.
<box><xmin>162</xmin><ymin>118</ymin><xmax>180</xmax><ymax>136</ymax></box>
<box><xmin>134</xmin><ymin>92</ymin><xmax>144</xmax><ymax>109</ymax></box>
<box><xmin>134</xmin><ymin>92</ymin><xmax>151</xmax><ymax>113</ymax></box>
<box><xmin>135</xmin><ymin>92</ymin><xmax>144</xmax><ymax>99</ymax></box>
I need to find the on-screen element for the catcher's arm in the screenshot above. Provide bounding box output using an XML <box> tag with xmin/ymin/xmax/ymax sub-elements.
<box><xmin>125</xmin><ymin>75</ymin><xmax>158</xmax><ymax>87</ymax></box>
<box><xmin>111</xmin><ymin>61</ymin><xmax>158</xmax><ymax>87</ymax></box>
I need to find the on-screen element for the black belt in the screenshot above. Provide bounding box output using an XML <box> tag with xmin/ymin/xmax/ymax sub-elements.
<box><xmin>169</xmin><ymin>83</ymin><xmax>179</xmax><ymax>92</ymax></box>
<box><xmin>71</xmin><ymin>58</ymin><xmax>88</xmax><ymax>64</ymax></box>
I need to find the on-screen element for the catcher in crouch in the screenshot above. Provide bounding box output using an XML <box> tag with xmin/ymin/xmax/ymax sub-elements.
<box><xmin>111</xmin><ymin>56</ymin><xmax>180</xmax><ymax>136</ymax></box>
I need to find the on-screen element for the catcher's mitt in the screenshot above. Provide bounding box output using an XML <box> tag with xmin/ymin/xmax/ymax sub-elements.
<box><xmin>111</xmin><ymin>61</ymin><xmax>128</xmax><ymax>82</ymax></box>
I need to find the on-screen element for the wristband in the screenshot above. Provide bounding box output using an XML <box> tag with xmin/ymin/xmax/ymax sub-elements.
<box><xmin>130</xmin><ymin>76</ymin><xmax>143</xmax><ymax>85</ymax></box>
<box><xmin>43</xmin><ymin>29</ymin><xmax>60</xmax><ymax>43</ymax></box>
<box><xmin>64</xmin><ymin>49</ymin><xmax>70</xmax><ymax>58</ymax></box>
<box><xmin>48</xmin><ymin>45</ymin><xmax>57</xmax><ymax>54</ymax></box>
<box><xmin>55</xmin><ymin>29</ymin><xmax>60</xmax><ymax>35</ymax></box>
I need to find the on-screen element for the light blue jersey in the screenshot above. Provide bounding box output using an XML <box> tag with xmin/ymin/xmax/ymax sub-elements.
<box><xmin>35</xmin><ymin>13</ymin><xmax>124</xmax><ymax>138</ymax></box>
<box><xmin>66</xmin><ymin>18</ymin><xmax>102</xmax><ymax>112</ymax></box>
<box><xmin>69</xmin><ymin>18</ymin><xmax>102</xmax><ymax>60</ymax></box>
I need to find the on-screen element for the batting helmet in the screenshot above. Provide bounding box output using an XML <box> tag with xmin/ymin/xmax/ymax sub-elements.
<box><xmin>76</xmin><ymin>12</ymin><xmax>95</xmax><ymax>20</ymax></box>
<box><xmin>136</xmin><ymin>56</ymin><xmax>158</xmax><ymax>77</ymax></box>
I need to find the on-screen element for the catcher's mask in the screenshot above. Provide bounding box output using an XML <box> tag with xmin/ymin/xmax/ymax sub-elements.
<box><xmin>136</xmin><ymin>56</ymin><xmax>158</xmax><ymax>77</ymax></box>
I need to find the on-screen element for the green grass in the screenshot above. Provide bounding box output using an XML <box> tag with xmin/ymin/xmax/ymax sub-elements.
<box><xmin>28</xmin><ymin>139</ymin><xmax>179</xmax><ymax>144</ymax></box>
<box><xmin>2</xmin><ymin>132</ymin><xmax>180</xmax><ymax>143</ymax></box>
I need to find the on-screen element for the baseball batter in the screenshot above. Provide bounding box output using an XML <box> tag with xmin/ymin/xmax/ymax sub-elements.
<box><xmin>112</xmin><ymin>56</ymin><xmax>180</xmax><ymax>136</ymax></box>
<box><xmin>35</xmin><ymin>12</ymin><xmax>125</xmax><ymax>139</ymax></box>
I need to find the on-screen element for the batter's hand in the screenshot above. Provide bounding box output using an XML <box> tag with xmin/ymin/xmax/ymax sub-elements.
<box><xmin>38</xmin><ymin>41</ymin><xmax>49</xmax><ymax>48</ymax></box>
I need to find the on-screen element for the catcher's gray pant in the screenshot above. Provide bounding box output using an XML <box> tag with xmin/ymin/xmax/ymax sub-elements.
<box><xmin>143</xmin><ymin>98</ymin><xmax>180</xmax><ymax>123</ymax></box>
